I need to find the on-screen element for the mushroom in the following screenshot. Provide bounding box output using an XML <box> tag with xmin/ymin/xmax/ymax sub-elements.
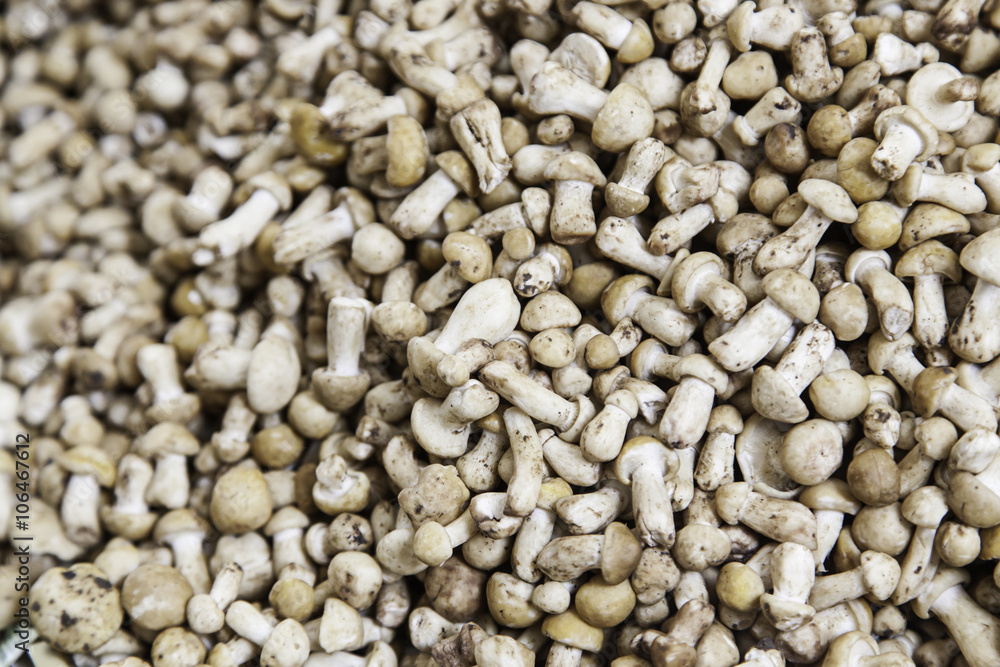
<box><xmin>893</xmin><ymin>485</ymin><xmax>950</xmax><ymax>605</ymax></box>
<box><xmin>785</xmin><ymin>27</ymin><xmax>844</xmax><ymax>104</ymax></box>
<box><xmin>411</xmin><ymin>380</ymin><xmax>499</xmax><ymax>458</ymax></box>
<box><xmin>193</xmin><ymin>172</ymin><xmax>292</xmax><ymax>265</ymax></box>
<box><xmin>122</xmin><ymin>563</ymin><xmax>194</xmax><ymax>633</ymax></box>
<box><xmin>57</xmin><ymin>445</ymin><xmax>116</xmax><ymax>548</ymax></box>
<box><xmin>29</xmin><ymin>563</ymin><xmax>123</xmax><ymax>654</ymax></box>
<box><xmin>536</xmin><ymin>522</ymin><xmax>643</xmax><ymax>584</ymax></box>
<box><xmin>99</xmin><ymin>453</ymin><xmax>156</xmax><ymax>541</ymax></box>
<box><xmin>893</xmin><ymin>164</ymin><xmax>987</xmax><ymax>215</ymax></box>
<box><xmin>133</xmin><ymin>422</ymin><xmax>199</xmax><ymax>510</ymax></box>
<box><xmin>154</xmin><ymin>509</ymin><xmax>212</xmax><ymax>595</ymax></box>
<box><xmin>760</xmin><ymin>542</ymin><xmax>816</xmax><ymax>631</ymax></box>
<box><xmin>910</xmin><ymin>568</ymin><xmax>1000</xmax><ymax>667</ymax></box>
<box><xmin>752</xmin><ymin>322</ymin><xmax>836</xmax><ymax>423</ymax></box>
<box><xmin>752</xmin><ymin>179</ymin><xmax>858</xmax><ymax>276</ymax></box>
<box><xmin>800</xmin><ymin>480</ymin><xmax>863</xmax><ymax>571</ymax></box>
<box><xmin>187</xmin><ymin>562</ymin><xmax>244</xmax><ymax>634</ymax></box>
<box><xmin>845</xmin><ymin>249</ymin><xmax>915</xmax><ymax>342</ymax></box>
<box><xmin>136</xmin><ymin>343</ymin><xmax>201</xmax><ymax>424</ymax></box>
<box><xmin>948</xmin><ymin>228</ymin><xmax>1000</xmax><ymax>363</ymax></box>
<box><xmin>227</xmin><ymin>602</ymin><xmax>310</xmax><ymax>667</ymax></box>
<box><xmin>907</xmin><ymin>63</ymin><xmax>977</xmax><ymax>132</ymax></box>
<box><xmin>870</xmin><ymin>106</ymin><xmax>939</xmax><ymax>181</ymax></box>
<box><xmin>210</xmin><ymin>465</ymin><xmax>274</xmax><ymax>534</ymax></box>
<box><xmin>708</xmin><ymin>268</ymin><xmax>820</xmax><ymax>372</ymax></box>
<box><xmin>615</xmin><ymin>436</ymin><xmax>681</xmax><ymax>547</ymax></box>
<box><xmin>605</xmin><ymin>138</ymin><xmax>670</xmax><ymax>217</ymax></box>
<box><xmin>671</xmin><ymin>251</ymin><xmax>748</xmax><ymax>322</ymax></box>
<box><xmin>479</xmin><ymin>360</ymin><xmax>596</xmax><ymax>443</ymax></box>
<box><xmin>602</xmin><ymin>275</ymin><xmax>699</xmax><ymax>349</ymax></box>
<box><xmin>776</xmin><ymin>600</ymin><xmax>873</xmax><ymax>664</ymax></box>
<box><xmin>311</xmin><ymin>296</ymin><xmax>374</xmax><ymax>412</ymax></box>
<box><xmin>543</xmin><ymin>151</ymin><xmax>606</xmax><ymax>245</ymax></box>
<box><xmin>716</xmin><ymin>481</ymin><xmax>817</xmax><ymax>549</ymax></box>
<box><xmin>727</xmin><ymin>2</ymin><xmax>804</xmax><ymax>52</ymax></box>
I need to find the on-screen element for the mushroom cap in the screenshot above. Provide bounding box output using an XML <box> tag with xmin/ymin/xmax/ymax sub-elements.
<box><xmin>708</xmin><ymin>404</ymin><xmax>743</xmax><ymax>435</ymax></box>
<box><xmin>154</xmin><ymin>508</ymin><xmax>210</xmax><ymax>542</ymax></box>
<box><xmin>312</xmin><ymin>367</ymin><xmax>372</xmax><ymax>412</ymax></box>
<box><xmin>435</xmin><ymin>150</ymin><xmax>480</xmax><ymax>197</ymax></box>
<box><xmin>907</xmin><ymin>63</ymin><xmax>975</xmax><ymax>132</ymax></box>
<box><xmin>443</xmin><ymin>232</ymin><xmax>493</xmax><ymax>284</ymax></box>
<box><xmin>859</xmin><ymin>551</ymin><xmax>901</xmax><ymax>599</ymax></box>
<box><xmin>761</xmin><ymin>268</ymin><xmax>820</xmax><ymax>323</ymax></box>
<box><xmin>752</xmin><ymin>366</ymin><xmax>809</xmax><ymax>424</ymax></box>
<box><xmin>797</xmin><ymin>179</ymin><xmax>858</xmax><ymax>223</ymax></box>
<box><xmin>671</xmin><ymin>354</ymin><xmax>729</xmax><ymax>394</ymax></box>
<box><xmin>121</xmin><ymin>564</ymin><xmax>193</xmax><ymax>631</ymax></box>
<box><xmin>715</xmin><ymin>482</ymin><xmax>753</xmax><ymax>525</ymax></box>
<box><xmin>29</xmin><ymin>563</ymin><xmax>123</xmax><ymax>653</ymax></box>
<box><xmin>134</xmin><ymin>422</ymin><xmax>200</xmax><ymax>458</ymax></box>
<box><xmin>807</xmin><ymin>105</ymin><xmax>852</xmax><ymax>158</ymax></box>
<box><xmin>261</xmin><ymin>619</ymin><xmax>311</xmax><ymax>667</ymax></box>
<box><xmin>959</xmin><ymin>227</ymin><xmax>1000</xmax><ymax>284</ymax></box>
<box><xmin>263</xmin><ymin>505</ymin><xmax>310</xmax><ymax>536</ymax></box>
<box><xmin>543</xmin><ymin>151</ymin><xmax>607</xmax><ymax>187</ymax></box>
<box><xmin>521</xmin><ymin>290</ymin><xmax>582</xmax><ymax>332</ymax></box>
<box><xmin>541</xmin><ymin>609</ymin><xmax>604</xmax><ymax>652</ymax></box>
<box><xmin>58</xmin><ymin>445</ymin><xmax>116</xmax><ymax>487</ymax></box>
<box><xmin>614</xmin><ymin>436</ymin><xmax>676</xmax><ymax>483</ymax></box>
<box><xmin>602</xmin><ymin>274</ymin><xmax>656</xmax><ymax>324</ymax></box>
<box><xmin>778</xmin><ymin>419</ymin><xmax>843</xmax><ymax>485</ymax></box>
<box><xmin>809</xmin><ymin>369</ymin><xmax>871</xmax><ymax>421</ymax></box>
<box><xmin>948</xmin><ymin>470</ymin><xmax>1000</xmax><ymax>527</ymax></box>
<box><xmin>574</xmin><ymin>575</ymin><xmax>636</xmax><ymax>628</ymax></box>
<box><xmin>963</xmin><ymin>143</ymin><xmax>1000</xmax><ymax>172</ymax></box>
<box><xmin>716</xmin><ymin>213</ymin><xmax>780</xmax><ymax>257</ymax></box>
<box><xmin>619</xmin><ymin>19</ymin><xmax>655</xmax><ymax>64</ymax></box>
<box><xmin>629</xmin><ymin>338</ymin><xmax>670</xmax><ymax>381</ymax></box>
<box><xmin>873</xmin><ymin>105</ymin><xmax>939</xmax><ymax>162</ymax></box>
<box><xmin>592</xmin><ymin>83</ymin><xmax>654</xmax><ymax>154</ymax></box>
<box><xmin>894</xmin><ymin>240</ymin><xmax>961</xmax><ymax>282</ymax></box>
<box><xmin>899</xmin><ymin>203</ymin><xmax>970</xmax><ymax>251</ymax></box>
<box><xmin>727</xmin><ymin>2</ymin><xmax>756</xmax><ymax>52</ymax></box>
<box><xmin>910</xmin><ymin>366</ymin><xmax>958</xmax><ymax>418</ymax></box>
<box><xmin>900</xmin><ymin>485</ymin><xmax>949</xmax><ymax>528</ymax></box>
<box><xmin>823</xmin><ymin>631</ymin><xmax>880</xmax><ymax>666</ymax></box>
<box><xmin>837</xmin><ymin>138</ymin><xmax>890</xmax><ymax>205</ymax></box>
<box><xmin>210</xmin><ymin>466</ymin><xmax>274</xmax><ymax>534</ymax></box>
<box><xmin>771</xmin><ymin>193</ymin><xmax>808</xmax><ymax>226</ymax></box>
<box><xmin>550</xmin><ymin>32</ymin><xmax>611</xmax><ymax>88</ymax></box>
<box><xmin>601</xmin><ymin>521</ymin><xmax>643</xmax><ymax>584</ymax></box>
<box><xmin>671</xmin><ymin>252</ymin><xmax>725</xmax><ymax>313</ymax></box>
<box><xmin>798</xmin><ymin>478</ymin><xmax>862</xmax><ymax>514</ymax></box>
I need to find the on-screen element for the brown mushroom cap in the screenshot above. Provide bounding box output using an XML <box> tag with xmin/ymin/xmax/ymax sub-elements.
<box><xmin>134</xmin><ymin>422</ymin><xmax>200</xmax><ymax>459</ymax></box>
<box><xmin>761</xmin><ymin>268</ymin><xmax>820</xmax><ymax>323</ymax></box>
<box><xmin>807</xmin><ymin>105</ymin><xmax>853</xmax><ymax>157</ymax></box>
<box><xmin>521</xmin><ymin>290</ymin><xmax>582</xmax><ymax>332</ymax></box>
<box><xmin>867</xmin><ymin>330</ymin><xmax>917</xmax><ymax>376</ymax></box>
<box><xmin>752</xmin><ymin>366</ymin><xmax>809</xmax><ymax>424</ymax></box>
<box><xmin>601</xmin><ymin>522</ymin><xmax>643</xmax><ymax>584</ymax></box>
<box><xmin>837</xmin><ymin>138</ymin><xmax>890</xmax><ymax>205</ymax></box>
<box><xmin>30</xmin><ymin>563</ymin><xmax>123</xmax><ymax>653</ymax></box>
<box><xmin>798</xmin><ymin>479</ymin><xmax>862</xmax><ymax>514</ymax></box>
<box><xmin>574</xmin><ymin>575</ymin><xmax>636</xmax><ymax>628</ymax></box>
<box><xmin>541</xmin><ymin>608</ymin><xmax>604</xmax><ymax>652</ymax></box>
<box><xmin>121</xmin><ymin>564</ymin><xmax>193</xmax><ymax>631</ymax></box>
<box><xmin>910</xmin><ymin>366</ymin><xmax>959</xmax><ymax>419</ymax></box>
<box><xmin>778</xmin><ymin>419</ymin><xmax>844</xmax><ymax>485</ymax></box>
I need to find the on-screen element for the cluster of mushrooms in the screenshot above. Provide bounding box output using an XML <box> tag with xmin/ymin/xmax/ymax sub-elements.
<box><xmin>7</xmin><ymin>0</ymin><xmax>1000</xmax><ymax>665</ymax></box>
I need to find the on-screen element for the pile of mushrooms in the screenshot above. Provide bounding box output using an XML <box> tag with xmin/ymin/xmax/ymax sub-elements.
<box><xmin>6</xmin><ymin>0</ymin><xmax>1000</xmax><ymax>665</ymax></box>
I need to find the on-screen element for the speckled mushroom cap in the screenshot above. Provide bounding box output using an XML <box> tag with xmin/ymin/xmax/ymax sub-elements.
<box><xmin>895</xmin><ymin>240</ymin><xmax>962</xmax><ymax>283</ymax></box>
<box><xmin>600</xmin><ymin>522</ymin><xmax>643</xmax><ymax>585</ymax></box>
<box><xmin>601</xmin><ymin>274</ymin><xmax>656</xmax><ymax>325</ymax></box>
<box><xmin>210</xmin><ymin>466</ymin><xmax>274</xmax><ymax>534</ymax></box>
<box><xmin>910</xmin><ymin>366</ymin><xmax>959</xmax><ymax>419</ymax></box>
<box><xmin>899</xmin><ymin>203</ymin><xmax>970</xmax><ymax>251</ymax></box>
<box><xmin>121</xmin><ymin>563</ymin><xmax>193</xmax><ymax>631</ymax></box>
<box><xmin>797</xmin><ymin>179</ymin><xmax>858</xmax><ymax>223</ymax></box>
<box><xmin>867</xmin><ymin>330</ymin><xmax>918</xmax><ymax>376</ymax></box>
<box><xmin>752</xmin><ymin>366</ymin><xmax>811</xmax><ymax>424</ymax></box>
<box><xmin>837</xmin><ymin>138</ymin><xmax>890</xmax><ymax>204</ymax></box>
<box><xmin>592</xmin><ymin>83</ymin><xmax>655</xmax><ymax>153</ymax></box>
<box><xmin>29</xmin><ymin>563</ymin><xmax>122</xmax><ymax>653</ymax></box>
<box><xmin>521</xmin><ymin>291</ymin><xmax>582</xmax><ymax>332</ymax></box>
<box><xmin>761</xmin><ymin>268</ymin><xmax>820</xmax><ymax>323</ymax></box>
<box><xmin>716</xmin><ymin>213</ymin><xmax>780</xmax><ymax>257</ymax></box>
<box><xmin>958</xmin><ymin>227</ymin><xmax>1000</xmax><ymax>285</ymax></box>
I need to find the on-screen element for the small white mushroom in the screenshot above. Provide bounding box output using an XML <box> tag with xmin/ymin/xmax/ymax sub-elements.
<box><xmin>760</xmin><ymin>542</ymin><xmax>816</xmax><ymax>631</ymax></box>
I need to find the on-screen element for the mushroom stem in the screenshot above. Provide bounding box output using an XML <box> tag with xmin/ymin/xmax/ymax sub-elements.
<box><xmin>939</xmin><ymin>76</ymin><xmax>979</xmax><ymax>103</ymax></box>
<box><xmin>328</xmin><ymin>297</ymin><xmax>368</xmax><ymax>377</ymax></box>
<box><xmin>648</xmin><ymin>202</ymin><xmax>716</xmax><ymax>256</ymax></box>
<box><xmin>924</xmin><ymin>578</ymin><xmax>1000</xmax><ymax>667</ymax></box>
<box><xmin>871</xmin><ymin>122</ymin><xmax>924</xmax><ymax>181</ymax></box>
<box><xmin>504</xmin><ymin>407</ymin><xmax>545</xmax><ymax>517</ymax></box>
<box><xmin>632</xmin><ymin>459</ymin><xmax>677</xmax><ymax>547</ymax></box>
<box><xmin>62</xmin><ymin>473</ymin><xmax>102</xmax><ymax>547</ymax></box>
<box><xmin>754</xmin><ymin>206</ymin><xmax>832</xmax><ymax>276</ymax></box>
<box><xmin>708</xmin><ymin>298</ymin><xmax>796</xmax><ymax>372</ymax></box>
<box><xmin>913</xmin><ymin>273</ymin><xmax>949</xmax><ymax>350</ymax></box>
<box><xmin>194</xmin><ymin>188</ymin><xmax>281</xmax><ymax>266</ymax></box>
<box><xmin>850</xmin><ymin>256</ymin><xmax>914</xmax><ymax>341</ymax></box>
<box><xmin>390</xmin><ymin>169</ymin><xmax>461</xmax><ymax>239</ymax></box>
<box><xmin>479</xmin><ymin>361</ymin><xmax>595</xmax><ymax>441</ymax></box>
<box><xmin>660</xmin><ymin>377</ymin><xmax>716</xmax><ymax>448</ymax></box>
